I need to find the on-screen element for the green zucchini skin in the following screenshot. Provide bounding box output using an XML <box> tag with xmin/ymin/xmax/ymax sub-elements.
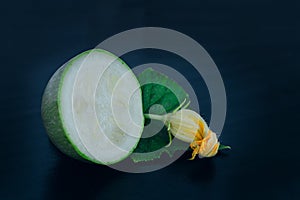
<box><xmin>41</xmin><ymin>63</ymin><xmax>86</xmax><ymax>161</ymax></box>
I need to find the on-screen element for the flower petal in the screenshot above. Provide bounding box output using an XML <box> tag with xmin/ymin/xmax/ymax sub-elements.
<box><xmin>199</xmin><ymin>130</ymin><xmax>219</xmax><ymax>157</ymax></box>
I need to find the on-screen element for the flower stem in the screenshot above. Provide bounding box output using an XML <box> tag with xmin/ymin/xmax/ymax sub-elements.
<box><xmin>144</xmin><ymin>113</ymin><xmax>166</xmax><ymax>122</ymax></box>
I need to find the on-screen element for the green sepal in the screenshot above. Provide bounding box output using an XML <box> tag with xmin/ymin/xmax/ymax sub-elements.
<box><xmin>218</xmin><ymin>144</ymin><xmax>231</xmax><ymax>150</ymax></box>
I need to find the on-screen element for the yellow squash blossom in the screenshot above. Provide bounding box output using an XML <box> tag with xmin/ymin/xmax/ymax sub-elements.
<box><xmin>145</xmin><ymin>101</ymin><xmax>228</xmax><ymax>160</ymax></box>
<box><xmin>165</xmin><ymin>109</ymin><xmax>220</xmax><ymax>159</ymax></box>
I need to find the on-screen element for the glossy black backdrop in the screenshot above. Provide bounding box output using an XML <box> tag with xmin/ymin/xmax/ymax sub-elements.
<box><xmin>1</xmin><ymin>0</ymin><xmax>300</xmax><ymax>199</ymax></box>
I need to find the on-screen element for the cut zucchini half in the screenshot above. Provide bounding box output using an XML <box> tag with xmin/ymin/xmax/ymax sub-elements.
<box><xmin>41</xmin><ymin>49</ymin><xmax>144</xmax><ymax>165</ymax></box>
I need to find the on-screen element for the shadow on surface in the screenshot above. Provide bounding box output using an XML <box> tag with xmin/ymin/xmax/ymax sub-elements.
<box><xmin>179</xmin><ymin>151</ymin><xmax>216</xmax><ymax>183</ymax></box>
<box><xmin>44</xmin><ymin>149</ymin><xmax>122</xmax><ymax>200</ymax></box>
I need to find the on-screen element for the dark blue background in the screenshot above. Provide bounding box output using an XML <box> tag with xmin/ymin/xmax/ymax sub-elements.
<box><xmin>1</xmin><ymin>0</ymin><xmax>300</xmax><ymax>199</ymax></box>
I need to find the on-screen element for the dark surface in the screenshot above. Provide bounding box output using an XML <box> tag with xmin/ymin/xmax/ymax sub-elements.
<box><xmin>1</xmin><ymin>0</ymin><xmax>300</xmax><ymax>199</ymax></box>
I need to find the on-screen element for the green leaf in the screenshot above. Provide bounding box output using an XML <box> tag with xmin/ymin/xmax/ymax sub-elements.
<box><xmin>131</xmin><ymin>139</ymin><xmax>188</xmax><ymax>162</ymax></box>
<box><xmin>131</xmin><ymin>68</ymin><xmax>189</xmax><ymax>162</ymax></box>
